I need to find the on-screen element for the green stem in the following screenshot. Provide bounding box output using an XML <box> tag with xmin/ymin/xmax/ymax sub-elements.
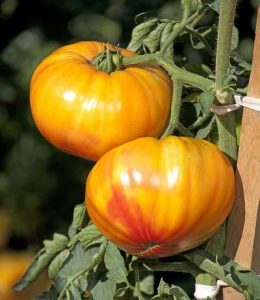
<box><xmin>215</xmin><ymin>1</ymin><xmax>238</xmax><ymax>89</ymax></box>
<box><xmin>190</xmin><ymin>7</ymin><xmax>207</xmax><ymax>28</ymax></box>
<box><xmin>214</xmin><ymin>0</ymin><xmax>238</xmax><ymax>164</ymax></box>
<box><xmin>121</xmin><ymin>54</ymin><xmax>213</xmax><ymax>91</ymax></box>
<box><xmin>177</xmin><ymin>122</ymin><xmax>194</xmax><ymax>137</ymax></box>
<box><xmin>161</xmin><ymin>78</ymin><xmax>182</xmax><ymax>138</ymax></box>
<box><xmin>185</xmin><ymin>26</ymin><xmax>214</xmax><ymax>56</ymax></box>
<box><xmin>141</xmin><ymin>260</ymin><xmax>200</xmax><ymax>277</ymax></box>
<box><xmin>134</xmin><ymin>262</ymin><xmax>144</xmax><ymax>300</ymax></box>
<box><xmin>189</xmin><ymin>111</ymin><xmax>212</xmax><ymax>130</ymax></box>
<box><xmin>160</xmin><ymin>7</ymin><xmax>206</xmax><ymax>55</ymax></box>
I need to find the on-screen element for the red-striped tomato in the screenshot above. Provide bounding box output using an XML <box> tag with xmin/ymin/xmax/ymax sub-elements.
<box><xmin>86</xmin><ymin>136</ymin><xmax>235</xmax><ymax>258</ymax></box>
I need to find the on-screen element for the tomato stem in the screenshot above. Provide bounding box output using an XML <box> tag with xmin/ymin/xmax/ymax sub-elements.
<box><xmin>177</xmin><ymin>122</ymin><xmax>194</xmax><ymax>137</ymax></box>
<box><xmin>214</xmin><ymin>0</ymin><xmax>238</xmax><ymax>164</ymax></box>
<box><xmin>121</xmin><ymin>54</ymin><xmax>214</xmax><ymax>138</ymax></box>
<box><xmin>92</xmin><ymin>45</ymin><xmax>123</xmax><ymax>73</ymax></box>
<box><xmin>189</xmin><ymin>111</ymin><xmax>212</xmax><ymax>131</ymax></box>
<box><xmin>161</xmin><ymin>78</ymin><xmax>183</xmax><ymax>138</ymax></box>
<box><xmin>121</xmin><ymin>54</ymin><xmax>214</xmax><ymax>91</ymax></box>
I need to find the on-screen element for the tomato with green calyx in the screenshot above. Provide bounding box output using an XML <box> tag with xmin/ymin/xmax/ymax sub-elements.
<box><xmin>30</xmin><ymin>41</ymin><xmax>172</xmax><ymax>161</ymax></box>
<box><xmin>86</xmin><ymin>136</ymin><xmax>235</xmax><ymax>258</ymax></box>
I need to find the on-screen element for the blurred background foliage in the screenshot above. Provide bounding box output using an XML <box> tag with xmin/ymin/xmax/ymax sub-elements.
<box><xmin>0</xmin><ymin>0</ymin><xmax>258</xmax><ymax>253</ymax></box>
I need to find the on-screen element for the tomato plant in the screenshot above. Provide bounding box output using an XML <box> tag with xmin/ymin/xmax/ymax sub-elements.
<box><xmin>30</xmin><ymin>41</ymin><xmax>172</xmax><ymax>161</ymax></box>
<box><xmin>86</xmin><ymin>136</ymin><xmax>235</xmax><ymax>258</ymax></box>
<box><xmin>15</xmin><ymin>1</ymin><xmax>260</xmax><ymax>300</ymax></box>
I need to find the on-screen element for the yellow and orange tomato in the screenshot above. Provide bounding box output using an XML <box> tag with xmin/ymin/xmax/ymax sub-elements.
<box><xmin>30</xmin><ymin>41</ymin><xmax>172</xmax><ymax>161</ymax></box>
<box><xmin>86</xmin><ymin>136</ymin><xmax>235</xmax><ymax>258</ymax></box>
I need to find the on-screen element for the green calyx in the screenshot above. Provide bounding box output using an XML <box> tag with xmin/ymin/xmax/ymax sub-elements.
<box><xmin>92</xmin><ymin>45</ymin><xmax>123</xmax><ymax>73</ymax></box>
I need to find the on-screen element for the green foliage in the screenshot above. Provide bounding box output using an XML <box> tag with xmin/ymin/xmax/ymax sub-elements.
<box><xmin>15</xmin><ymin>204</ymin><xmax>260</xmax><ymax>300</ymax></box>
<box><xmin>184</xmin><ymin>250</ymin><xmax>260</xmax><ymax>299</ymax></box>
<box><xmin>152</xmin><ymin>278</ymin><xmax>191</xmax><ymax>299</ymax></box>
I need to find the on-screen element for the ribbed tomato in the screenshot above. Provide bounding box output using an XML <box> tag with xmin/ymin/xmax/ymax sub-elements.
<box><xmin>30</xmin><ymin>41</ymin><xmax>172</xmax><ymax>161</ymax></box>
<box><xmin>86</xmin><ymin>136</ymin><xmax>235</xmax><ymax>258</ymax></box>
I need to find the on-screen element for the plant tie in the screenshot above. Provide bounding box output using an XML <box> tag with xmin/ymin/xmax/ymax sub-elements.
<box><xmin>211</xmin><ymin>95</ymin><xmax>260</xmax><ymax>115</ymax></box>
<box><xmin>194</xmin><ymin>275</ymin><xmax>260</xmax><ymax>299</ymax></box>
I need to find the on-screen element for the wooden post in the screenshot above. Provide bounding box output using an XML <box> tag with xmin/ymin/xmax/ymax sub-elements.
<box><xmin>222</xmin><ymin>7</ymin><xmax>260</xmax><ymax>300</ymax></box>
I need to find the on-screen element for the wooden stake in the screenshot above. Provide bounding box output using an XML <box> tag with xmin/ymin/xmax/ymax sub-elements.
<box><xmin>222</xmin><ymin>7</ymin><xmax>260</xmax><ymax>300</ymax></box>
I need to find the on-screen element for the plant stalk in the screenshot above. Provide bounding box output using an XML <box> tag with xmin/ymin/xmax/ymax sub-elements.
<box><xmin>214</xmin><ymin>0</ymin><xmax>238</xmax><ymax>164</ymax></box>
<box><xmin>215</xmin><ymin>1</ymin><xmax>238</xmax><ymax>90</ymax></box>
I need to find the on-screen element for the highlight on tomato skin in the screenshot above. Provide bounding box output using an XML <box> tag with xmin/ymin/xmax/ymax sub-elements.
<box><xmin>30</xmin><ymin>41</ymin><xmax>172</xmax><ymax>161</ymax></box>
<box><xmin>85</xmin><ymin>136</ymin><xmax>235</xmax><ymax>258</ymax></box>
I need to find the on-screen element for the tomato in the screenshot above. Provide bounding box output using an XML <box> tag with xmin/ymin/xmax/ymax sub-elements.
<box><xmin>86</xmin><ymin>136</ymin><xmax>235</xmax><ymax>258</ymax></box>
<box><xmin>30</xmin><ymin>41</ymin><xmax>172</xmax><ymax>161</ymax></box>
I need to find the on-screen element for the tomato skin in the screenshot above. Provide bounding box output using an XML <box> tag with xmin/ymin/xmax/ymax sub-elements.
<box><xmin>86</xmin><ymin>136</ymin><xmax>235</xmax><ymax>258</ymax></box>
<box><xmin>30</xmin><ymin>41</ymin><xmax>172</xmax><ymax>161</ymax></box>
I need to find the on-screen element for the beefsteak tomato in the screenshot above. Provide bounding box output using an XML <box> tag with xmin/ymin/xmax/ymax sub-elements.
<box><xmin>30</xmin><ymin>41</ymin><xmax>172</xmax><ymax>161</ymax></box>
<box><xmin>86</xmin><ymin>136</ymin><xmax>235</xmax><ymax>258</ymax></box>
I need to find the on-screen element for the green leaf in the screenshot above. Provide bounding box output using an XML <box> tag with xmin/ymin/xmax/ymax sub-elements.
<box><xmin>160</xmin><ymin>21</ymin><xmax>175</xmax><ymax>58</ymax></box>
<box><xmin>69</xmin><ymin>223</ymin><xmax>104</xmax><ymax>248</ymax></box>
<box><xmin>205</xmin><ymin>223</ymin><xmax>226</xmax><ymax>256</ymax></box>
<box><xmin>143</xmin><ymin>22</ymin><xmax>166</xmax><ymax>53</ymax></box>
<box><xmin>91</xmin><ymin>277</ymin><xmax>116</xmax><ymax>300</ymax></box>
<box><xmin>104</xmin><ymin>242</ymin><xmax>128</xmax><ymax>284</ymax></box>
<box><xmin>157</xmin><ymin>278</ymin><xmax>171</xmax><ymax>296</ymax></box>
<box><xmin>139</xmin><ymin>272</ymin><xmax>154</xmax><ymax>296</ymax></box>
<box><xmin>71</xmin><ymin>203</ymin><xmax>86</xmax><ymax>230</ymax></box>
<box><xmin>196</xmin><ymin>116</ymin><xmax>215</xmax><ymax>139</ymax></box>
<box><xmin>170</xmin><ymin>284</ymin><xmax>191</xmax><ymax>300</ymax></box>
<box><xmin>199</xmin><ymin>90</ymin><xmax>215</xmax><ymax>113</ymax></box>
<box><xmin>207</xmin><ymin>0</ymin><xmax>220</xmax><ymax>13</ymax></box>
<box><xmin>231</xmin><ymin>52</ymin><xmax>251</xmax><ymax>76</ymax></box>
<box><xmin>14</xmin><ymin>249</ymin><xmax>57</xmax><ymax>291</ymax></box>
<box><xmin>196</xmin><ymin>273</ymin><xmax>216</xmax><ymax>285</ymax></box>
<box><xmin>79</xmin><ymin>277</ymin><xmax>88</xmax><ymax>292</ymax></box>
<box><xmin>231</xmin><ymin>26</ymin><xmax>239</xmax><ymax>51</ymax></box>
<box><xmin>48</xmin><ymin>249</ymin><xmax>71</xmax><ymax>280</ymax></box>
<box><xmin>69</xmin><ymin>285</ymin><xmax>82</xmax><ymax>299</ymax></box>
<box><xmin>43</xmin><ymin>233</ymin><xmax>69</xmax><ymax>254</ymax></box>
<box><xmin>53</xmin><ymin>242</ymin><xmax>108</xmax><ymax>299</ymax></box>
<box><xmin>128</xmin><ymin>18</ymin><xmax>158</xmax><ymax>52</ymax></box>
<box><xmin>154</xmin><ymin>278</ymin><xmax>191</xmax><ymax>300</ymax></box>
<box><xmin>59</xmin><ymin>243</ymin><xmax>100</xmax><ymax>280</ymax></box>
